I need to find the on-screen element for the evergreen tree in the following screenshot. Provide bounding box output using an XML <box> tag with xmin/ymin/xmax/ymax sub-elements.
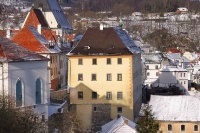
<box><xmin>136</xmin><ymin>105</ymin><xmax>161</xmax><ymax>133</ymax></box>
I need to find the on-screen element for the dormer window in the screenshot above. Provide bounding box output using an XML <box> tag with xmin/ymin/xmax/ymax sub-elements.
<box><xmin>84</xmin><ymin>46</ymin><xmax>90</xmax><ymax>50</ymax></box>
<box><xmin>49</xmin><ymin>41</ymin><xmax>54</xmax><ymax>49</ymax></box>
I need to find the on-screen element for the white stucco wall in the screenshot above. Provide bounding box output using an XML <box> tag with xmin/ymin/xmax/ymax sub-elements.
<box><xmin>0</xmin><ymin>61</ymin><xmax>50</xmax><ymax>119</ymax></box>
<box><xmin>44</xmin><ymin>12</ymin><xmax>58</xmax><ymax>29</ymax></box>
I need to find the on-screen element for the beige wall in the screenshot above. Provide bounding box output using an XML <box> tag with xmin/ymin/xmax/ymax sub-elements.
<box><xmin>68</xmin><ymin>55</ymin><xmax>135</xmax><ymax>129</ymax></box>
<box><xmin>159</xmin><ymin>121</ymin><xmax>200</xmax><ymax>133</ymax></box>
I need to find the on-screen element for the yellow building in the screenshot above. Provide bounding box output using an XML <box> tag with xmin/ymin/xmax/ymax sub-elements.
<box><xmin>149</xmin><ymin>95</ymin><xmax>200</xmax><ymax>133</ymax></box>
<box><xmin>68</xmin><ymin>26</ymin><xmax>142</xmax><ymax>131</ymax></box>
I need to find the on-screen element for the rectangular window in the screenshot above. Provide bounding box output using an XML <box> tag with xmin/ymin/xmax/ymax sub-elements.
<box><xmin>155</xmin><ymin>65</ymin><xmax>158</xmax><ymax>69</ymax></box>
<box><xmin>78</xmin><ymin>92</ymin><xmax>83</xmax><ymax>99</ymax></box>
<box><xmin>147</xmin><ymin>72</ymin><xmax>150</xmax><ymax>76</ymax></box>
<box><xmin>184</xmin><ymin>73</ymin><xmax>186</xmax><ymax>77</ymax></box>
<box><xmin>156</xmin><ymin>72</ymin><xmax>159</xmax><ymax>76</ymax></box>
<box><xmin>78</xmin><ymin>74</ymin><xmax>83</xmax><ymax>81</ymax></box>
<box><xmin>78</xmin><ymin>59</ymin><xmax>83</xmax><ymax>65</ymax></box>
<box><xmin>117</xmin><ymin>92</ymin><xmax>123</xmax><ymax>99</ymax></box>
<box><xmin>92</xmin><ymin>58</ymin><xmax>97</xmax><ymax>65</ymax></box>
<box><xmin>181</xmin><ymin>125</ymin><xmax>185</xmax><ymax>131</ymax></box>
<box><xmin>106</xmin><ymin>92</ymin><xmax>112</xmax><ymax>100</ymax></box>
<box><xmin>146</xmin><ymin>65</ymin><xmax>149</xmax><ymax>69</ymax></box>
<box><xmin>92</xmin><ymin>92</ymin><xmax>97</xmax><ymax>99</ymax></box>
<box><xmin>180</xmin><ymin>73</ymin><xmax>182</xmax><ymax>77</ymax></box>
<box><xmin>194</xmin><ymin>125</ymin><xmax>198</xmax><ymax>131</ymax></box>
<box><xmin>118</xmin><ymin>58</ymin><xmax>122</xmax><ymax>64</ymax></box>
<box><xmin>107</xmin><ymin>74</ymin><xmax>112</xmax><ymax>81</ymax></box>
<box><xmin>91</xmin><ymin>74</ymin><xmax>96</xmax><ymax>81</ymax></box>
<box><xmin>117</xmin><ymin>107</ymin><xmax>122</xmax><ymax>113</ymax></box>
<box><xmin>93</xmin><ymin>106</ymin><xmax>97</xmax><ymax>111</ymax></box>
<box><xmin>168</xmin><ymin>124</ymin><xmax>172</xmax><ymax>131</ymax></box>
<box><xmin>107</xmin><ymin>58</ymin><xmax>111</xmax><ymax>64</ymax></box>
<box><xmin>117</xmin><ymin>74</ymin><xmax>122</xmax><ymax>81</ymax></box>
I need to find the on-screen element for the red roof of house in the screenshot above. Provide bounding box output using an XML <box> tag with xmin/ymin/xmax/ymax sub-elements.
<box><xmin>11</xmin><ymin>26</ymin><xmax>49</xmax><ymax>53</ymax></box>
<box><xmin>0</xmin><ymin>36</ymin><xmax>48</xmax><ymax>62</ymax></box>
<box><xmin>24</xmin><ymin>8</ymin><xmax>49</xmax><ymax>28</ymax></box>
<box><xmin>166</xmin><ymin>48</ymin><xmax>180</xmax><ymax>53</ymax></box>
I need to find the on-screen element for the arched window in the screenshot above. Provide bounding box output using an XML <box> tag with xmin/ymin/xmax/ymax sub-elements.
<box><xmin>36</xmin><ymin>78</ymin><xmax>42</xmax><ymax>104</ymax></box>
<box><xmin>16</xmin><ymin>80</ymin><xmax>22</xmax><ymax>107</ymax></box>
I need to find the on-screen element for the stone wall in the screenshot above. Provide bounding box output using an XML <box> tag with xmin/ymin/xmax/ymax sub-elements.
<box><xmin>91</xmin><ymin>104</ymin><xmax>111</xmax><ymax>132</ymax></box>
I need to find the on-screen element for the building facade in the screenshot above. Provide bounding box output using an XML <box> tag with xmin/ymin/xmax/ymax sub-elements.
<box><xmin>68</xmin><ymin>27</ymin><xmax>142</xmax><ymax>131</ymax></box>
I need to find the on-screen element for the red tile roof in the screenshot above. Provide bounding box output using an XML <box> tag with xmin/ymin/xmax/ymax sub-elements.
<box><xmin>166</xmin><ymin>48</ymin><xmax>180</xmax><ymax>53</ymax></box>
<box><xmin>42</xmin><ymin>29</ymin><xmax>58</xmax><ymax>41</ymax></box>
<box><xmin>0</xmin><ymin>36</ymin><xmax>48</xmax><ymax>62</ymax></box>
<box><xmin>11</xmin><ymin>26</ymin><xmax>49</xmax><ymax>53</ymax></box>
<box><xmin>24</xmin><ymin>8</ymin><xmax>49</xmax><ymax>28</ymax></box>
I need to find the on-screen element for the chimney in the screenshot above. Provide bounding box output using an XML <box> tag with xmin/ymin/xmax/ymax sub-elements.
<box><xmin>117</xmin><ymin>114</ymin><xmax>121</xmax><ymax>119</ymax></box>
<box><xmin>124</xmin><ymin>120</ymin><xmax>128</xmax><ymax>125</ymax></box>
<box><xmin>100</xmin><ymin>23</ymin><xmax>103</xmax><ymax>30</ymax></box>
<box><xmin>37</xmin><ymin>24</ymin><xmax>41</xmax><ymax>34</ymax></box>
<box><xmin>6</xmin><ymin>29</ymin><xmax>11</xmax><ymax>38</ymax></box>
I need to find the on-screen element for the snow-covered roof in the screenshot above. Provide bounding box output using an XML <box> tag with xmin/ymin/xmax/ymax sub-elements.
<box><xmin>177</xmin><ymin>7</ymin><xmax>188</xmax><ymax>12</ymax></box>
<box><xmin>149</xmin><ymin>95</ymin><xmax>200</xmax><ymax>122</ymax></box>
<box><xmin>47</xmin><ymin>0</ymin><xmax>73</xmax><ymax>31</ymax></box>
<box><xmin>167</xmin><ymin>53</ymin><xmax>190</xmax><ymax>62</ymax></box>
<box><xmin>114</xmin><ymin>28</ymin><xmax>142</xmax><ymax>54</ymax></box>
<box><xmin>161</xmin><ymin>66</ymin><xmax>187</xmax><ymax>72</ymax></box>
<box><xmin>142</xmin><ymin>53</ymin><xmax>163</xmax><ymax>64</ymax></box>
<box><xmin>100</xmin><ymin>116</ymin><xmax>137</xmax><ymax>133</ymax></box>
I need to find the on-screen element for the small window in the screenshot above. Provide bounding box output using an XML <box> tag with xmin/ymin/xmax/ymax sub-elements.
<box><xmin>91</xmin><ymin>74</ymin><xmax>96</xmax><ymax>81</ymax></box>
<box><xmin>92</xmin><ymin>92</ymin><xmax>97</xmax><ymax>99</ymax></box>
<box><xmin>117</xmin><ymin>92</ymin><xmax>123</xmax><ymax>99</ymax></box>
<box><xmin>156</xmin><ymin>72</ymin><xmax>159</xmax><ymax>76</ymax></box>
<box><xmin>93</xmin><ymin>106</ymin><xmax>97</xmax><ymax>111</ymax></box>
<box><xmin>106</xmin><ymin>92</ymin><xmax>112</xmax><ymax>100</ymax></box>
<box><xmin>155</xmin><ymin>65</ymin><xmax>158</xmax><ymax>69</ymax></box>
<box><xmin>146</xmin><ymin>65</ymin><xmax>149</xmax><ymax>69</ymax></box>
<box><xmin>194</xmin><ymin>125</ymin><xmax>198</xmax><ymax>131</ymax></box>
<box><xmin>107</xmin><ymin>74</ymin><xmax>112</xmax><ymax>81</ymax></box>
<box><xmin>78</xmin><ymin>59</ymin><xmax>83</xmax><ymax>65</ymax></box>
<box><xmin>117</xmin><ymin>107</ymin><xmax>122</xmax><ymax>113</ymax></box>
<box><xmin>118</xmin><ymin>58</ymin><xmax>122</xmax><ymax>64</ymax></box>
<box><xmin>117</xmin><ymin>74</ymin><xmax>122</xmax><ymax>81</ymax></box>
<box><xmin>180</xmin><ymin>73</ymin><xmax>182</xmax><ymax>77</ymax></box>
<box><xmin>78</xmin><ymin>92</ymin><xmax>83</xmax><ymax>99</ymax></box>
<box><xmin>92</xmin><ymin>58</ymin><xmax>97</xmax><ymax>65</ymax></box>
<box><xmin>184</xmin><ymin>81</ymin><xmax>186</xmax><ymax>84</ymax></box>
<box><xmin>181</xmin><ymin>125</ymin><xmax>185</xmax><ymax>131</ymax></box>
<box><xmin>184</xmin><ymin>73</ymin><xmax>186</xmax><ymax>77</ymax></box>
<box><xmin>168</xmin><ymin>124</ymin><xmax>172</xmax><ymax>131</ymax></box>
<box><xmin>107</xmin><ymin>58</ymin><xmax>111</xmax><ymax>64</ymax></box>
<box><xmin>147</xmin><ymin>72</ymin><xmax>150</xmax><ymax>76</ymax></box>
<box><xmin>78</xmin><ymin>74</ymin><xmax>83</xmax><ymax>81</ymax></box>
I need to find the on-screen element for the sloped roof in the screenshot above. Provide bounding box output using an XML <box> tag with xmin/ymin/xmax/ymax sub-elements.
<box><xmin>142</xmin><ymin>53</ymin><xmax>163</xmax><ymax>64</ymax></box>
<box><xmin>69</xmin><ymin>27</ymin><xmax>141</xmax><ymax>55</ymax></box>
<box><xmin>161</xmin><ymin>66</ymin><xmax>187</xmax><ymax>72</ymax></box>
<box><xmin>167</xmin><ymin>53</ymin><xmax>190</xmax><ymax>62</ymax></box>
<box><xmin>166</xmin><ymin>48</ymin><xmax>180</xmax><ymax>53</ymax></box>
<box><xmin>149</xmin><ymin>95</ymin><xmax>200</xmax><ymax>122</ymax></box>
<box><xmin>24</xmin><ymin>8</ymin><xmax>49</xmax><ymax>28</ymax></box>
<box><xmin>11</xmin><ymin>26</ymin><xmax>61</xmax><ymax>54</ymax></box>
<box><xmin>33</xmin><ymin>0</ymin><xmax>72</xmax><ymax>30</ymax></box>
<box><xmin>100</xmin><ymin>116</ymin><xmax>137</xmax><ymax>133</ymax></box>
<box><xmin>46</xmin><ymin>0</ymin><xmax>72</xmax><ymax>30</ymax></box>
<box><xmin>0</xmin><ymin>36</ymin><xmax>48</xmax><ymax>62</ymax></box>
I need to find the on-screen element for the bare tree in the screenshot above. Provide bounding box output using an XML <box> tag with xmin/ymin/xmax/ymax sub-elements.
<box><xmin>0</xmin><ymin>95</ymin><xmax>47</xmax><ymax>133</ymax></box>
